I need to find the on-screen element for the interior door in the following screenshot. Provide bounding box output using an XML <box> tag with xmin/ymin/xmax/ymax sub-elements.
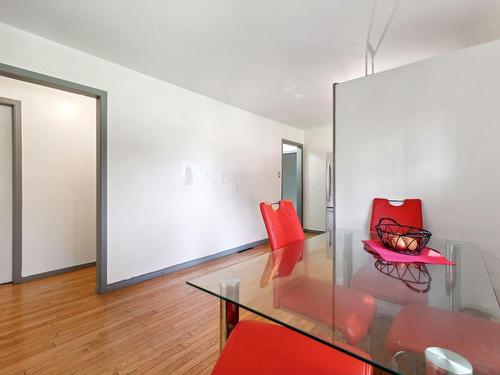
<box><xmin>282</xmin><ymin>152</ymin><xmax>298</xmax><ymax>206</ymax></box>
<box><xmin>282</xmin><ymin>141</ymin><xmax>303</xmax><ymax>223</ymax></box>
<box><xmin>0</xmin><ymin>104</ymin><xmax>13</xmax><ymax>283</ymax></box>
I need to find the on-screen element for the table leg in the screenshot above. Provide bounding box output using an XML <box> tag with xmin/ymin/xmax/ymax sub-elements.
<box><xmin>425</xmin><ymin>347</ymin><xmax>472</xmax><ymax>375</ymax></box>
<box><xmin>220</xmin><ymin>299</ymin><xmax>239</xmax><ymax>350</ymax></box>
<box><xmin>445</xmin><ymin>243</ymin><xmax>460</xmax><ymax>310</ymax></box>
<box><xmin>219</xmin><ymin>277</ymin><xmax>240</xmax><ymax>351</ymax></box>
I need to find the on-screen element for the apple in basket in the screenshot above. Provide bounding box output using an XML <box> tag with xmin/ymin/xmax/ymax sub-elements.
<box><xmin>387</xmin><ymin>234</ymin><xmax>418</xmax><ymax>252</ymax></box>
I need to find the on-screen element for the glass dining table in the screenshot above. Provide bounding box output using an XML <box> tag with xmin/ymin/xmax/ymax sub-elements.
<box><xmin>187</xmin><ymin>230</ymin><xmax>500</xmax><ymax>375</ymax></box>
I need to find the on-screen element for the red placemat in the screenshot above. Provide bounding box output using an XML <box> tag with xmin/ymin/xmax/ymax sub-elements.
<box><xmin>362</xmin><ymin>240</ymin><xmax>455</xmax><ymax>265</ymax></box>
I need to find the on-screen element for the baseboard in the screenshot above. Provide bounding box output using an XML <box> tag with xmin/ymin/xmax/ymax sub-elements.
<box><xmin>21</xmin><ymin>261</ymin><xmax>96</xmax><ymax>282</ymax></box>
<box><xmin>104</xmin><ymin>238</ymin><xmax>268</xmax><ymax>292</ymax></box>
<box><xmin>304</xmin><ymin>228</ymin><xmax>326</xmax><ymax>234</ymax></box>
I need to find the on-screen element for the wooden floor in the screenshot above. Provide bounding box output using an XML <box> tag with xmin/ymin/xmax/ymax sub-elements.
<box><xmin>0</xmin><ymin>242</ymin><xmax>274</xmax><ymax>375</ymax></box>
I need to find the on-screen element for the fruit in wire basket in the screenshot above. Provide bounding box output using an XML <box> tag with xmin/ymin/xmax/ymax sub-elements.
<box><xmin>375</xmin><ymin>218</ymin><xmax>431</xmax><ymax>255</ymax></box>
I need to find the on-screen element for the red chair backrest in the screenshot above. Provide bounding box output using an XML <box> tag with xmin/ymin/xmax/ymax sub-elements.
<box><xmin>260</xmin><ymin>200</ymin><xmax>305</xmax><ymax>251</ymax></box>
<box><xmin>370</xmin><ymin>198</ymin><xmax>423</xmax><ymax>232</ymax></box>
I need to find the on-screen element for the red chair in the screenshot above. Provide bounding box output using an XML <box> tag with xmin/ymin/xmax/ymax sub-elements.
<box><xmin>351</xmin><ymin>198</ymin><xmax>427</xmax><ymax>306</ymax></box>
<box><xmin>211</xmin><ymin>320</ymin><xmax>373</xmax><ymax>375</ymax></box>
<box><xmin>260</xmin><ymin>200</ymin><xmax>376</xmax><ymax>345</ymax></box>
<box><xmin>370</xmin><ymin>198</ymin><xmax>423</xmax><ymax>232</ymax></box>
<box><xmin>260</xmin><ymin>200</ymin><xmax>305</xmax><ymax>250</ymax></box>
<box><xmin>385</xmin><ymin>304</ymin><xmax>500</xmax><ymax>375</ymax></box>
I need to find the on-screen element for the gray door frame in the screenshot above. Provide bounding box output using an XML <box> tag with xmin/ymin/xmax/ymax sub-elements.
<box><xmin>0</xmin><ymin>62</ymin><xmax>108</xmax><ymax>294</ymax></box>
<box><xmin>281</xmin><ymin>138</ymin><xmax>304</xmax><ymax>225</ymax></box>
<box><xmin>0</xmin><ymin>97</ymin><xmax>22</xmax><ymax>283</ymax></box>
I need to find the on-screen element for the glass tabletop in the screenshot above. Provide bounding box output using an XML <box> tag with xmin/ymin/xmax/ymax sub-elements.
<box><xmin>187</xmin><ymin>231</ymin><xmax>500</xmax><ymax>375</ymax></box>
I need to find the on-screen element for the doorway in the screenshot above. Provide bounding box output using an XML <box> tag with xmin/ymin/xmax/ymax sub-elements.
<box><xmin>281</xmin><ymin>139</ymin><xmax>303</xmax><ymax>223</ymax></box>
<box><xmin>0</xmin><ymin>98</ymin><xmax>21</xmax><ymax>284</ymax></box>
<box><xmin>0</xmin><ymin>103</ymin><xmax>13</xmax><ymax>283</ymax></box>
<box><xmin>0</xmin><ymin>62</ymin><xmax>107</xmax><ymax>293</ymax></box>
<box><xmin>0</xmin><ymin>77</ymin><xmax>98</xmax><ymax>285</ymax></box>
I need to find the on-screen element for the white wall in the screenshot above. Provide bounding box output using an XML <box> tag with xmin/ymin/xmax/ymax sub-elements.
<box><xmin>0</xmin><ymin>23</ymin><xmax>303</xmax><ymax>284</ymax></box>
<box><xmin>0</xmin><ymin>75</ymin><xmax>96</xmax><ymax>277</ymax></box>
<box><xmin>336</xmin><ymin>38</ymin><xmax>500</xmax><ymax>257</ymax></box>
<box><xmin>303</xmin><ymin>126</ymin><xmax>333</xmax><ymax>231</ymax></box>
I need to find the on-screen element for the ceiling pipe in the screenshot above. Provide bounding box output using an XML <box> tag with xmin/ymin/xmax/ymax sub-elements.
<box><xmin>365</xmin><ymin>0</ymin><xmax>401</xmax><ymax>76</ymax></box>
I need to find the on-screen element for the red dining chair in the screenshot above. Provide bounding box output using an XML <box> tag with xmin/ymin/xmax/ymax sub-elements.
<box><xmin>211</xmin><ymin>320</ymin><xmax>373</xmax><ymax>375</ymax></box>
<box><xmin>385</xmin><ymin>304</ymin><xmax>500</xmax><ymax>375</ymax></box>
<box><xmin>370</xmin><ymin>198</ymin><xmax>423</xmax><ymax>232</ymax></box>
<box><xmin>351</xmin><ymin>198</ymin><xmax>428</xmax><ymax>307</ymax></box>
<box><xmin>260</xmin><ymin>200</ymin><xmax>305</xmax><ymax>250</ymax></box>
<box><xmin>260</xmin><ymin>200</ymin><xmax>376</xmax><ymax>345</ymax></box>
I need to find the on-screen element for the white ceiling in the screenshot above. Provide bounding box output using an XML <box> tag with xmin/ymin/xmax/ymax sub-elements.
<box><xmin>1</xmin><ymin>0</ymin><xmax>500</xmax><ymax>129</ymax></box>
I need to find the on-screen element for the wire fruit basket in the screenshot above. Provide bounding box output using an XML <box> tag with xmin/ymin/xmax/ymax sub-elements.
<box><xmin>375</xmin><ymin>218</ymin><xmax>432</xmax><ymax>255</ymax></box>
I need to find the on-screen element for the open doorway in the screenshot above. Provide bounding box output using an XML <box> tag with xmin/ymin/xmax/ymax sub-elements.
<box><xmin>281</xmin><ymin>139</ymin><xmax>303</xmax><ymax>223</ymax></box>
<box><xmin>0</xmin><ymin>63</ymin><xmax>107</xmax><ymax>293</ymax></box>
<box><xmin>0</xmin><ymin>77</ymin><xmax>97</xmax><ymax>286</ymax></box>
<box><xmin>0</xmin><ymin>99</ymin><xmax>20</xmax><ymax>283</ymax></box>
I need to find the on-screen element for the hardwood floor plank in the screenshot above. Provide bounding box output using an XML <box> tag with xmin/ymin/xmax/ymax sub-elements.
<box><xmin>0</xmin><ymin>240</ymin><xmax>275</xmax><ymax>374</ymax></box>
<box><xmin>0</xmin><ymin>237</ymin><xmax>330</xmax><ymax>374</ymax></box>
